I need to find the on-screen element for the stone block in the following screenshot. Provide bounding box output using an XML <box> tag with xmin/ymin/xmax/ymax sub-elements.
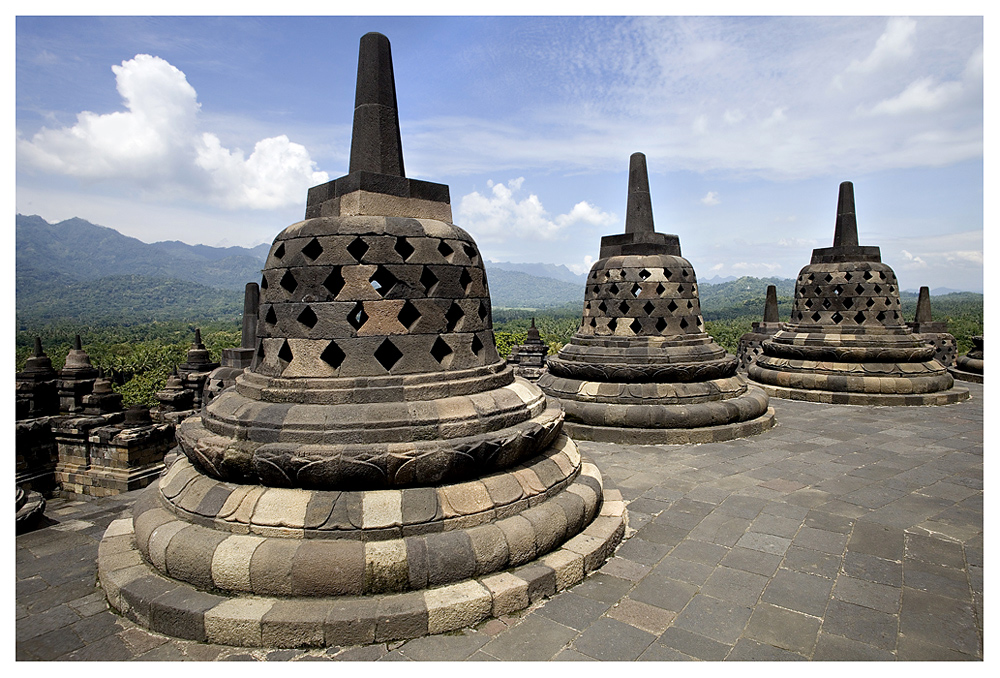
<box><xmin>211</xmin><ymin>534</ymin><xmax>265</xmax><ymax>592</ymax></box>
<box><xmin>291</xmin><ymin>539</ymin><xmax>365</xmax><ymax>596</ymax></box>
<box><xmin>424</xmin><ymin>580</ymin><xmax>492</xmax><ymax>635</ymax></box>
<box><xmin>204</xmin><ymin>597</ymin><xmax>274</xmax><ymax>647</ymax></box>
<box><xmin>163</xmin><ymin>525</ymin><xmax>229</xmax><ymax>589</ymax></box>
<box><xmin>325</xmin><ymin>597</ymin><xmax>379</xmax><ymax>646</ymax></box>
<box><xmin>375</xmin><ymin>591</ymin><xmax>428</xmax><ymax>642</ymax></box>
<box><xmin>261</xmin><ymin>599</ymin><xmax>329</xmax><ymax>648</ymax></box>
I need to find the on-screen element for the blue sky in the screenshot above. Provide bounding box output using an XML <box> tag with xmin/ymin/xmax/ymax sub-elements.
<box><xmin>15</xmin><ymin>14</ymin><xmax>985</xmax><ymax>291</ymax></box>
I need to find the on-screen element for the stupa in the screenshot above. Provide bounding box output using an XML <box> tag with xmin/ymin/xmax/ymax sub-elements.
<box><xmin>906</xmin><ymin>286</ymin><xmax>957</xmax><ymax>367</ymax></box>
<box><xmin>507</xmin><ymin>318</ymin><xmax>550</xmax><ymax>381</ymax></box>
<box><xmin>951</xmin><ymin>336</ymin><xmax>983</xmax><ymax>383</ymax></box>
<box><xmin>537</xmin><ymin>153</ymin><xmax>775</xmax><ymax>443</ymax></box>
<box><xmin>98</xmin><ymin>32</ymin><xmax>623</xmax><ymax>648</ymax></box>
<box><xmin>737</xmin><ymin>285</ymin><xmax>783</xmax><ymax>372</ymax></box>
<box><xmin>58</xmin><ymin>335</ymin><xmax>99</xmax><ymax>413</ymax></box>
<box><xmin>748</xmin><ymin>182</ymin><xmax>969</xmax><ymax>405</ymax></box>
<box><xmin>204</xmin><ymin>282</ymin><xmax>259</xmax><ymax>405</ymax></box>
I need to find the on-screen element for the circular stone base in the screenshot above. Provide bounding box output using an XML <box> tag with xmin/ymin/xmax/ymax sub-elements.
<box><xmin>948</xmin><ymin>367</ymin><xmax>983</xmax><ymax>384</ymax></box>
<box><xmin>753</xmin><ymin>383</ymin><xmax>969</xmax><ymax>406</ymax></box>
<box><xmin>97</xmin><ymin>479</ymin><xmax>626</xmax><ymax>648</ymax></box>
<box><xmin>562</xmin><ymin>407</ymin><xmax>775</xmax><ymax>445</ymax></box>
<box><xmin>15</xmin><ymin>488</ymin><xmax>46</xmax><ymax>532</ymax></box>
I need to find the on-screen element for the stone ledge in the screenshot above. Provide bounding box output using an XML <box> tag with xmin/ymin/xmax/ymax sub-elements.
<box><xmin>755</xmin><ymin>383</ymin><xmax>970</xmax><ymax>406</ymax></box>
<box><xmin>562</xmin><ymin>407</ymin><xmax>776</xmax><ymax>445</ymax></box>
<box><xmin>97</xmin><ymin>491</ymin><xmax>626</xmax><ymax>648</ymax></box>
<box><xmin>948</xmin><ymin>367</ymin><xmax>983</xmax><ymax>384</ymax></box>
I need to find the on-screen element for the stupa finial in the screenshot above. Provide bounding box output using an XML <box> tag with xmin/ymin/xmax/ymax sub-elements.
<box><xmin>624</xmin><ymin>152</ymin><xmax>654</xmax><ymax>235</ymax></box>
<box><xmin>33</xmin><ymin>336</ymin><xmax>44</xmax><ymax>357</ymax></box>
<box><xmin>73</xmin><ymin>334</ymin><xmax>82</xmax><ymax>350</ymax></box>
<box><xmin>915</xmin><ymin>286</ymin><xmax>933</xmax><ymax>324</ymax></box>
<box><xmin>763</xmin><ymin>285</ymin><xmax>779</xmax><ymax>323</ymax></box>
<box><xmin>833</xmin><ymin>181</ymin><xmax>859</xmax><ymax>248</ymax></box>
<box><xmin>349</xmin><ymin>32</ymin><xmax>405</xmax><ymax>177</ymax></box>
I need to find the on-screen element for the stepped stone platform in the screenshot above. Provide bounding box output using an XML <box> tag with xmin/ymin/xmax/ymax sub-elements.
<box><xmin>17</xmin><ymin>383</ymin><xmax>982</xmax><ymax>661</ymax></box>
<box><xmin>538</xmin><ymin>153</ymin><xmax>774</xmax><ymax>444</ymax></box>
<box><xmin>95</xmin><ymin>31</ymin><xmax>622</xmax><ymax>646</ymax></box>
<box><xmin>950</xmin><ymin>336</ymin><xmax>983</xmax><ymax>384</ymax></box>
<box><xmin>748</xmin><ymin>182</ymin><xmax>968</xmax><ymax>407</ymax></box>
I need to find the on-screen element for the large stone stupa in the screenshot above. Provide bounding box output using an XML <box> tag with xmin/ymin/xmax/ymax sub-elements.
<box><xmin>748</xmin><ymin>182</ymin><xmax>969</xmax><ymax>405</ymax></box>
<box><xmin>537</xmin><ymin>153</ymin><xmax>775</xmax><ymax>444</ymax></box>
<box><xmin>98</xmin><ymin>32</ymin><xmax>623</xmax><ymax>648</ymax></box>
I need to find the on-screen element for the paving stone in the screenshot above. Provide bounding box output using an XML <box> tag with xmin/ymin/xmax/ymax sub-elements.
<box><xmin>896</xmin><ymin>635</ymin><xmax>978</xmax><ymax>660</ymax></box>
<box><xmin>647</xmin><ymin>554</ymin><xmax>715</xmax><ymax>586</ymax></box>
<box><xmin>336</xmin><ymin>644</ymin><xmax>389</xmax><ymax>661</ymax></box>
<box><xmin>899</xmin><ymin>587</ymin><xmax>981</xmax><ymax>657</ymax></box>
<box><xmin>719</xmin><ymin>546</ymin><xmax>783</xmax><ymax>577</ymax></box>
<box><xmin>832</xmin><ymin>574</ymin><xmax>900</xmax><ymax>614</ymax></box>
<box><xmin>479</xmin><ymin>614</ymin><xmax>578</xmax><ymax>661</ymax></box>
<box><xmin>748</xmin><ymin>512</ymin><xmax>801</xmax><ymax>538</ymax></box>
<box><xmin>734</xmin><ymin>531</ymin><xmax>792</xmax><ymax>556</ymax></box>
<box><xmin>632</xmin><ymin>521</ymin><xmax>688</xmax><ymax>547</ymax></box>
<box><xmin>902</xmin><ymin>558</ymin><xmax>972</xmax><ymax>601</ymax></box>
<box><xmin>656</xmin><ymin>626</ymin><xmax>731</xmax><ymax>660</ymax></box>
<box><xmin>606</xmin><ymin>598</ymin><xmax>676</xmax><ymax>635</ymax></box>
<box><xmin>905</xmin><ymin>531</ymin><xmax>967</xmax><ymax>569</ymax></box>
<box><xmin>70</xmin><ymin>611</ymin><xmax>123</xmax><ymax>643</ymax></box>
<box><xmin>699</xmin><ymin>566</ymin><xmax>769</xmax><ymax>607</ymax></box>
<box><xmin>743</xmin><ymin>602</ymin><xmax>820</xmax><ymax>655</ymax></box>
<box><xmin>812</xmin><ymin>631</ymin><xmax>896</xmax><ymax>660</ymax></box>
<box><xmin>535</xmin><ymin>591</ymin><xmax>611</xmax><ymax>631</ymax></box>
<box><xmin>760</xmin><ymin>568</ymin><xmax>834</xmax><ymax>617</ymax></box>
<box><xmin>792</xmin><ymin>526</ymin><xmax>849</xmax><ymax>555</ymax></box>
<box><xmin>726</xmin><ymin>638</ymin><xmax>807</xmax><ymax>660</ymax></box>
<box><xmin>598</xmin><ymin>557</ymin><xmax>649</xmax><ymax>581</ymax></box>
<box><xmin>58</xmin><ymin>632</ymin><xmax>136</xmax><ymax>661</ymax></box>
<box><xmin>842</xmin><ymin>550</ymin><xmax>902</xmax><ymax>587</ymax></box>
<box><xmin>669</xmin><ymin>538</ymin><xmax>729</xmax><ymax>566</ymax></box>
<box><xmin>397</xmin><ymin>630</ymin><xmax>489</xmax><ymax>660</ymax></box>
<box><xmin>780</xmin><ymin>545</ymin><xmax>842</xmax><ymax>579</ymax></box>
<box><xmin>571</xmin><ymin>617</ymin><xmax>655</xmax><ymax>660</ymax></box>
<box><xmin>673</xmin><ymin>594</ymin><xmax>752</xmax><ymax>645</ymax></box>
<box><xmin>629</xmin><ymin>574</ymin><xmax>698</xmax><ymax>613</ymax></box>
<box><xmin>613</xmin><ymin>536</ymin><xmax>670</xmax><ymax>565</ymax></box>
<box><xmin>821</xmin><ymin>599</ymin><xmax>898</xmax><ymax>651</ymax></box>
<box><xmin>18</xmin><ymin>626</ymin><xmax>85</xmax><ymax>660</ymax></box>
<box><xmin>15</xmin><ymin>603</ymin><xmax>81</xmax><ymax>642</ymax></box>
<box><xmin>568</xmin><ymin>572</ymin><xmax>633</xmax><ymax>604</ymax></box>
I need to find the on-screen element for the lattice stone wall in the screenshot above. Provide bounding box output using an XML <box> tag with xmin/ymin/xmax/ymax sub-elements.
<box><xmin>790</xmin><ymin>263</ymin><xmax>903</xmax><ymax>328</ymax></box>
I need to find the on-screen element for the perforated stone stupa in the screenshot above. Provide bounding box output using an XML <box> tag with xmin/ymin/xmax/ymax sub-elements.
<box><xmin>951</xmin><ymin>336</ymin><xmax>983</xmax><ymax>383</ymax></box>
<box><xmin>98</xmin><ymin>32</ymin><xmax>624</xmax><ymax>648</ymax></box>
<box><xmin>737</xmin><ymin>285</ymin><xmax>783</xmax><ymax>372</ymax></box>
<box><xmin>748</xmin><ymin>182</ymin><xmax>969</xmax><ymax>405</ymax></box>
<box><xmin>537</xmin><ymin>153</ymin><xmax>775</xmax><ymax>444</ymax></box>
<box><xmin>907</xmin><ymin>286</ymin><xmax>957</xmax><ymax>368</ymax></box>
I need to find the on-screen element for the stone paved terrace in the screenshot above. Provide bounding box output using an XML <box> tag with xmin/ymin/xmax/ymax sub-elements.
<box><xmin>16</xmin><ymin>382</ymin><xmax>983</xmax><ymax>661</ymax></box>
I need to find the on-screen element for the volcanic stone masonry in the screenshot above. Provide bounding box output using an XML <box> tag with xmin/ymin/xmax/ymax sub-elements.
<box><xmin>537</xmin><ymin>152</ymin><xmax>775</xmax><ymax>444</ymax></box>
<box><xmin>204</xmin><ymin>282</ymin><xmax>260</xmax><ymax>406</ymax></box>
<box><xmin>507</xmin><ymin>318</ymin><xmax>550</xmax><ymax>381</ymax></box>
<box><xmin>907</xmin><ymin>286</ymin><xmax>958</xmax><ymax>368</ymax></box>
<box><xmin>98</xmin><ymin>32</ymin><xmax>624</xmax><ymax>648</ymax></box>
<box><xmin>951</xmin><ymin>335</ymin><xmax>983</xmax><ymax>383</ymax></box>
<box><xmin>737</xmin><ymin>284</ymin><xmax>783</xmax><ymax>372</ymax></box>
<box><xmin>747</xmin><ymin>182</ymin><xmax>969</xmax><ymax>405</ymax></box>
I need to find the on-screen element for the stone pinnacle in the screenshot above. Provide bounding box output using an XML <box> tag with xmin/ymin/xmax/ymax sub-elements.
<box><xmin>33</xmin><ymin>337</ymin><xmax>44</xmax><ymax>357</ymax></box>
<box><xmin>242</xmin><ymin>282</ymin><xmax>259</xmax><ymax>350</ymax></box>
<box><xmin>74</xmin><ymin>334</ymin><xmax>82</xmax><ymax>350</ymax></box>
<box><xmin>624</xmin><ymin>152</ymin><xmax>655</xmax><ymax>235</ymax></box>
<box><xmin>833</xmin><ymin>181</ymin><xmax>859</xmax><ymax>248</ymax></box>
<box><xmin>764</xmin><ymin>285</ymin><xmax>779</xmax><ymax>323</ymax></box>
<box><xmin>915</xmin><ymin>286</ymin><xmax>933</xmax><ymax>324</ymax></box>
<box><xmin>193</xmin><ymin>328</ymin><xmax>202</xmax><ymax>347</ymax></box>
<box><xmin>349</xmin><ymin>32</ymin><xmax>405</xmax><ymax>177</ymax></box>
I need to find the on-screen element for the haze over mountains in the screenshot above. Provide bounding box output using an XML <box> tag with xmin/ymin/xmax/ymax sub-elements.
<box><xmin>15</xmin><ymin>215</ymin><xmax>977</xmax><ymax>328</ymax></box>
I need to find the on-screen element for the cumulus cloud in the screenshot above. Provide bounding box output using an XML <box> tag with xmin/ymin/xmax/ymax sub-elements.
<box><xmin>700</xmin><ymin>191</ymin><xmax>720</xmax><ymax>206</ymax></box>
<box><xmin>845</xmin><ymin>17</ymin><xmax>916</xmax><ymax>76</ymax></box>
<box><xmin>900</xmin><ymin>249</ymin><xmax>927</xmax><ymax>267</ymax></box>
<box><xmin>567</xmin><ymin>255</ymin><xmax>595</xmax><ymax>276</ymax></box>
<box><xmin>17</xmin><ymin>54</ymin><xmax>327</xmax><ymax>209</ymax></box>
<box><xmin>457</xmin><ymin>178</ymin><xmax>617</xmax><ymax>243</ymax></box>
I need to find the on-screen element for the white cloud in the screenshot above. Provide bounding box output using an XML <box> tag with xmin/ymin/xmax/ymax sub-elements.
<box><xmin>17</xmin><ymin>54</ymin><xmax>327</xmax><ymax>210</ymax></box>
<box><xmin>700</xmin><ymin>191</ymin><xmax>720</xmax><ymax>206</ymax></box>
<box><xmin>722</xmin><ymin>109</ymin><xmax>745</xmax><ymax>125</ymax></box>
<box><xmin>900</xmin><ymin>249</ymin><xmax>927</xmax><ymax>267</ymax></box>
<box><xmin>732</xmin><ymin>262</ymin><xmax>782</xmax><ymax>273</ymax></box>
<box><xmin>845</xmin><ymin>17</ymin><xmax>916</xmax><ymax>76</ymax></box>
<box><xmin>457</xmin><ymin>178</ymin><xmax>617</xmax><ymax>243</ymax></box>
<box><xmin>868</xmin><ymin>77</ymin><xmax>963</xmax><ymax>116</ymax></box>
<box><xmin>567</xmin><ymin>255</ymin><xmax>595</xmax><ymax>276</ymax></box>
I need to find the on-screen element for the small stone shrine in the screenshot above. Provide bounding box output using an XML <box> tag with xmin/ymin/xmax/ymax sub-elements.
<box><xmin>82</xmin><ymin>370</ymin><xmax>124</xmax><ymax>415</ymax></box>
<box><xmin>906</xmin><ymin>286</ymin><xmax>957</xmax><ymax>367</ymax></box>
<box><xmin>537</xmin><ymin>152</ymin><xmax>775</xmax><ymax>443</ymax></box>
<box><xmin>151</xmin><ymin>369</ymin><xmax>196</xmax><ymax>424</ymax></box>
<box><xmin>58</xmin><ymin>335</ymin><xmax>99</xmax><ymax>413</ymax></box>
<box><xmin>951</xmin><ymin>336</ymin><xmax>983</xmax><ymax>383</ymax></box>
<box><xmin>99</xmin><ymin>32</ymin><xmax>624</xmax><ymax>648</ymax></box>
<box><xmin>16</xmin><ymin>338</ymin><xmax>59</xmax><ymax>420</ymax></box>
<box><xmin>748</xmin><ymin>182</ymin><xmax>969</xmax><ymax>405</ymax></box>
<box><xmin>507</xmin><ymin>318</ymin><xmax>550</xmax><ymax>381</ymax></box>
<box><xmin>176</xmin><ymin>328</ymin><xmax>220</xmax><ymax>410</ymax></box>
<box><xmin>204</xmin><ymin>283</ymin><xmax>259</xmax><ymax>405</ymax></box>
<box><xmin>737</xmin><ymin>285</ymin><xmax>783</xmax><ymax>372</ymax></box>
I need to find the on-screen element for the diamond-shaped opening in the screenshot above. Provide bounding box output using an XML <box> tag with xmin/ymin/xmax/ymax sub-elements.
<box><xmin>687</xmin><ymin>301</ymin><xmax>693</xmax><ymax>309</ymax></box>
<box><xmin>277</xmin><ymin>340</ymin><xmax>293</xmax><ymax>364</ymax></box>
<box><xmin>854</xmin><ymin>311</ymin><xmax>867</xmax><ymax>323</ymax></box>
<box><xmin>592</xmin><ymin>285</ymin><xmax>600</xmax><ymax>295</ymax></box>
<box><xmin>824</xmin><ymin>273</ymin><xmax>833</xmax><ymax>283</ymax></box>
<box><xmin>663</xmin><ymin>268</ymin><xmax>673</xmax><ymax>279</ymax></box>
<box><xmin>589</xmin><ymin>317</ymin><xmax>597</xmax><ymax>327</ymax></box>
<box><xmin>655</xmin><ymin>317</ymin><xmax>667</xmax><ymax>333</ymax></box>
<box><xmin>604</xmin><ymin>270</ymin><xmax>612</xmax><ymax>279</ymax></box>
<box><xmin>607</xmin><ymin>317</ymin><xmax>618</xmax><ymax>332</ymax></box>
<box><xmin>856</xmin><ymin>284</ymin><xmax>866</xmax><ymax>295</ymax></box>
<box><xmin>892</xmin><ymin>311</ymin><xmax>900</xmax><ymax>320</ymax></box>
<box><xmin>885</xmin><ymin>297</ymin><xmax>892</xmax><ymax>307</ymax></box>
<box><xmin>813</xmin><ymin>286</ymin><xmax>822</xmax><ymax>295</ymax></box>
<box><xmin>369</xmin><ymin>265</ymin><xmax>399</xmax><ymax>298</ymax></box>
<box><xmin>459</xmin><ymin>268</ymin><xmax>473</xmax><ymax>293</ymax></box>
<box><xmin>260</xmin><ymin>274</ymin><xmax>269</xmax><ymax>290</ymax></box>
<box><xmin>681</xmin><ymin>269</ymin><xmax>689</xmax><ymax>277</ymax></box>
<box><xmin>888</xmin><ymin>286</ymin><xmax>895</xmax><ymax>294</ymax></box>
<box><xmin>863</xmin><ymin>270</ymin><xmax>873</xmax><ymax>280</ymax></box>
<box><xmin>420</xmin><ymin>266</ymin><xmax>439</xmax><ymax>294</ymax></box>
<box><xmin>348</xmin><ymin>302</ymin><xmax>368</xmax><ymax>330</ymax></box>
<box><xmin>430</xmin><ymin>337</ymin><xmax>453</xmax><ymax>364</ymax></box>
<box><xmin>463</xmin><ymin>243</ymin><xmax>478</xmax><ymax>262</ymax></box>
<box><xmin>807</xmin><ymin>274</ymin><xmax>815</xmax><ymax>282</ymax></box>
<box><xmin>679</xmin><ymin>317</ymin><xmax>689</xmax><ymax>329</ymax></box>
<box><xmin>799</xmin><ymin>287</ymin><xmax>806</xmax><ymax>296</ymax></box>
<box><xmin>843</xmin><ymin>297</ymin><xmax>854</xmax><ymax>308</ymax></box>
<box><xmin>438</xmin><ymin>240</ymin><xmax>454</xmax><ymax>260</ymax></box>
<box><xmin>630</xmin><ymin>318</ymin><xmax>643</xmax><ymax>334</ymax></box>
<box><xmin>445</xmin><ymin>303</ymin><xmax>465</xmax><ymax>332</ymax></box>
<box><xmin>280</xmin><ymin>270</ymin><xmax>298</xmax><ymax>294</ymax></box>
<box><xmin>831</xmin><ymin>311</ymin><xmax>843</xmax><ymax>324</ymax></box>
<box><xmin>607</xmin><ymin>283</ymin><xmax>618</xmax><ymax>295</ymax></box>
<box><xmin>876</xmin><ymin>271</ymin><xmax>885</xmax><ymax>280</ymax></box>
<box><xmin>274</xmin><ymin>243</ymin><xmax>286</xmax><ymax>259</ymax></box>
<box><xmin>618</xmin><ymin>300</ymin><xmax>630</xmax><ymax>315</ymax></box>
<box><xmin>374</xmin><ymin>339</ymin><xmax>403</xmax><ymax>372</ymax></box>
<box><xmin>630</xmin><ymin>283</ymin><xmax>642</xmax><ymax>298</ymax></box>
<box><xmin>873</xmin><ymin>284</ymin><xmax>882</xmax><ymax>294</ymax></box>
<box><xmin>320</xmin><ymin>341</ymin><xmax>345</xmax><ymax>369</ymax></box>
<box><xmin>876</xmin><ymin>311</ymin><xmax>887</xmax><ymax>322</ymax></box>
<box><xmin>639</xmin><ymin>269</ymin><xmax>651</xmax><ymax>280</ymax></box>
<box><xmin>397</xmin><ymin>301</ymin><xmax>421</xmax><ymax>330</ymax></box>
<box><xmin>677</xmin><ymin>284</ymin><xmax>686</xmax><ymax>294</ymax></box>
<box><xmin>598</xmin><ymin>301</ymin><xmax>608</xmax><ymax>313</ymax></box>
<box><xmin>822</xmin><ymin>298</ymin><xmax>832</xmax><ymax>309</ymax></box>
<box><xmin>347</xmin><ymin>237</ymin><xmax>369</xmax><ymax>262</ymax></box>
<box><xmin>866</xmin><ymin>298</ymin><xmax>875</xmax><ymax>308</ymax></box>
<box><xmin>302</xmin><ymin>238</ymin><xmax>323</xmax><ymax>261</ymax></box>
<box><xmin>697</xmin><ymin>316</ymin><xmax>704</xmax><ymax>327</ymax></box>
<box><xmin>805</xmin><ymin>299</ymin><xmax>813</xmax><ymax>308</ymax></box>
<box><xmin>811</xmin><ymin>311</ymin><xmax>822</xmax><ymax>322</ymax></box>
<box><xmin>256</xmin><ymin>341</ymin><xmax>265</xmax><ymax>361</ymax></box>
<box><xmin>656</xmin><ymin>282</ymin><xmax>666</xmax><ymax>295</ymax></box>
<box><xmin>265</xmin><ymin>306</ymin><xmax>277</xmax><ymax>325</ymax></box>
<box><xmin>667</xmin><ymin>300</ymin><xmax>678</xmax><ymax>313</ymax></box>
<box><xmin>834</xmin><ymin>285</ymin><xmax>844</xmax><ymax>296</ymax></box>
<box><xmin>297</xmin><ymin>306</ymin><xmax>318</xmax><ymax>329</ymax></box>
<box><xmin>394</xmin><ymin>237</ymin><xmax>415</xmax><ymax>261</ymax></box>
<box><xmin>643</xmin><ymin>301</ymin><xmax>655</xmax><ymax>315</ymax></box>
<box><xmin>323</xmin><ymin>267</ymin><xmax>345</xmax><ymax>297</ymax></box>
<box><xmin>844</xmin><ymin>271</ymin><xmax>853</xmax><ymax>281</ymax></box>
<box><xmin>478</xmin><ymin>300</ymin><xmax>489</xmax><ymax>321</ymax></box>
<box><xmin>471</xmin><ymin>334</ymin><xmax>484</xmax><ymax>356</ymax></box>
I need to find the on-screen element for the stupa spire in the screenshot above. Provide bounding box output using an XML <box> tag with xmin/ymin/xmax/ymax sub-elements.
<box><xmin>624</xmin><ymin>152</ymin><xmax>654</xmax><ymax>235</ymax></box>
<box><xmin>349</xmin><ymin>32</ymin><xmax>404</xmax><ymax>177</ymax></box>
<box><xmin>763</xmin><ymin>285</ymin><xmax>779</xmax><ymax>323</ymax></box>
<box><xmin>915</xmin><ymin>286</ymin><xmax>933</xmax><ymax>324</ymax></box>
<box><xmin>833</xmin><ymin>181</ymin><xmax>859</xmax><ymax>248</ymax></box>
<box><xmin>33</xmin><ymin>336</ymin><xmax>44</xmax><ymax>357</ymax></box>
